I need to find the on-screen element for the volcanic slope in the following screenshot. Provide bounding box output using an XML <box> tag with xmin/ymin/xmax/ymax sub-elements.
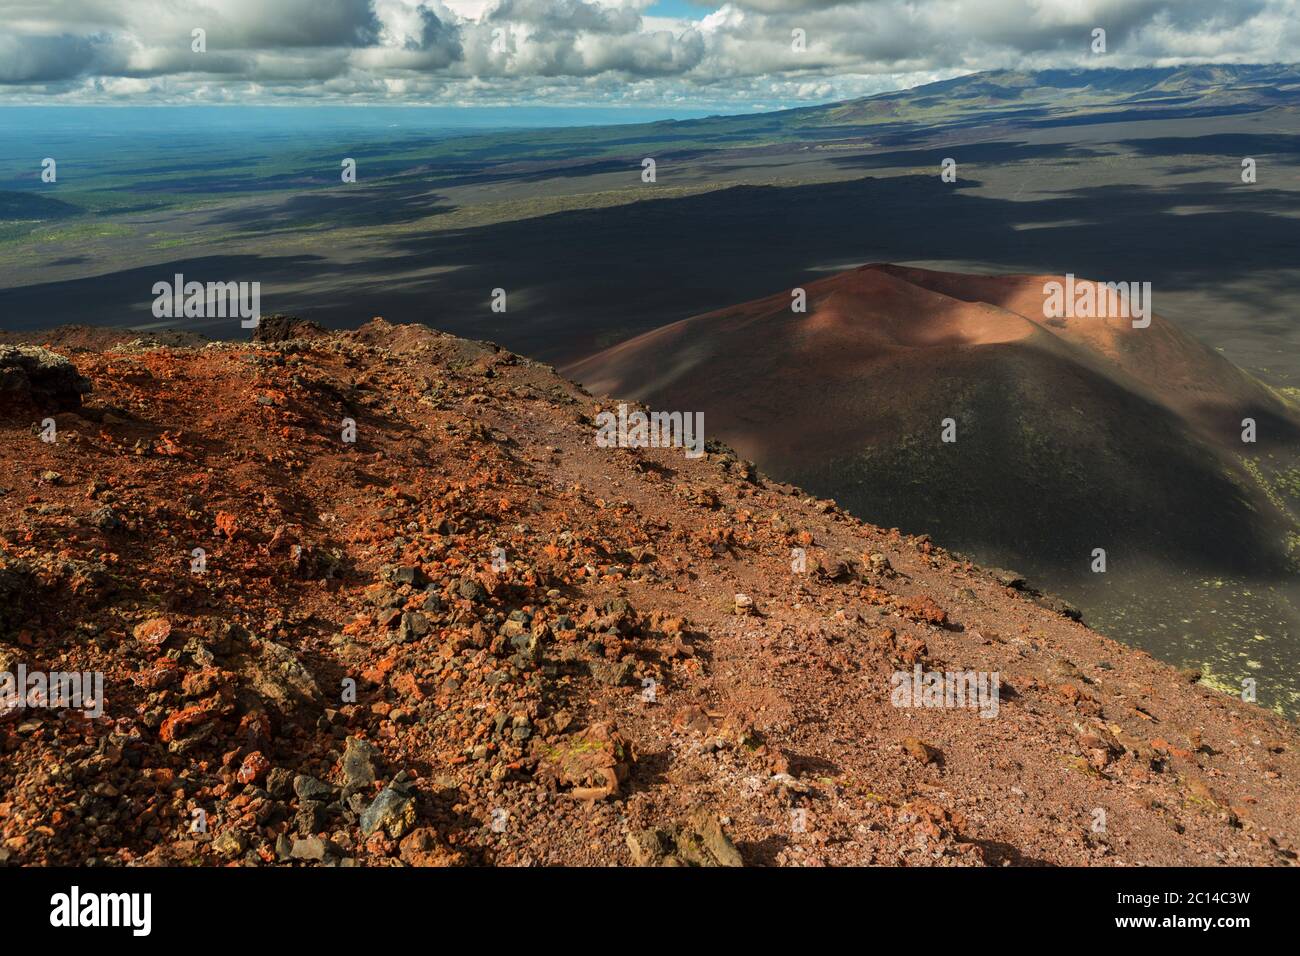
<box><xmin>1</xmin><ymin>319</ymin><xmax>1297</xmax><ymax>867</ymax></box>
<box><xmin>571</xmin><ymin>263</ymin><xmax>1300</xmax><ymax>573</ymax></box>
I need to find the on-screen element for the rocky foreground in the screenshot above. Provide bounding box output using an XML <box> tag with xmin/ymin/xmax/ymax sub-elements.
<box><xmin>0</xmin><ymin>319</ymin><xmax>1297</xmax><ymax>867</ymax></box>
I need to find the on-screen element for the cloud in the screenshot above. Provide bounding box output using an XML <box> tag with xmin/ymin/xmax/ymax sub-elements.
<box><xmin>0</xmin><ymin>32</ymin><xmax>103</xmax><ymax>83</ymax></box>
<box><xmin>198</xmin><ymin>0</ymin><xmax>384</xmax><ymax>48</ymax></box>
<box><xmin>0</xmin><ymin>0</ymin><xmax>1294</xmax><ymax>105</ymax></box>
<box><xmin>486</xmin><ymin>0</ymin><xmax>644</xmax><ymax>33</ymax></box>
<box><xmin>726</xmin><ymin>1</ymin><xmax>856</xmax><ymax>10</ymax></box>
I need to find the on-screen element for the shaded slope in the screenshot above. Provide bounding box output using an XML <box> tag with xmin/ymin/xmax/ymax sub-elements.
<box><xmin>571</xmin><ymin>264</ymin><xmax>1300</xmax><ymax>571</ymax></box>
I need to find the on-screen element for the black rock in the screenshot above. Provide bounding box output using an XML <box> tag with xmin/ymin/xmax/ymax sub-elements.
<box><xmin>360</xmin><ymin>787</ymin><xmax>415</xmax><ymax>838</ymax></box>
<box><xmin>390</xmin><ymin>565</ymin><xmax>425</xmax><ymax>587</ymax></box>
<box><xmin>1035</xmin><ymin>593</ymin><xmax>1083</xmax><ymax>622</ymax></box>
<box><xmin>266</xmin><ymin>767</ymin><xmax>295</xmax><ymax>799</ymax></box>
<box><xmin>293</xmin><ymin>774</ymin><xmax>336</xmax><ymax>803</ymax></box>
<box><xmin>0</xmin><ymin>345</ymin><xmax>91</xmax><ymax>413</ymax></box>
<box><xmin>398</xmin><ymin>611</ymin><xmax>430</xmax><ymax>643</ymax></box>
<box><xmin>251</xmin><ymin>314</ymin><xmax>326</xmax><ymax>345</ymax></box>
<box><xmin>992</xmin><ymin>568</ymin><xmax>1027</xmax><ymax>589</ymax></box>
<box><xmin>90</xmin><ymin>506</ymin><xmax>123</xmax><ymax>532</ymax></box>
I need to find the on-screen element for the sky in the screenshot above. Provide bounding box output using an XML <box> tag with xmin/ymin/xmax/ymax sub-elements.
<box><xmin>0</xmin><ymin>0</ymin><xmax>1296</xmax><ymax>111</ymax></box>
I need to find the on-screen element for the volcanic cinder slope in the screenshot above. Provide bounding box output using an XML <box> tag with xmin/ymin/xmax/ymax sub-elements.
<box><xmin>1</xmin><ymin>319</ymin><xmax>1298</xmax><ymax>867</ymax></box>
<box><xmin>570</xmin><ymin>264</ymin><xmax>1300</xmax><ymax>570</ymax></box>
<box><xmin>570</xmin><ymin>265</ymin><xmax>1300</xmax><ymax>710</ymax></box>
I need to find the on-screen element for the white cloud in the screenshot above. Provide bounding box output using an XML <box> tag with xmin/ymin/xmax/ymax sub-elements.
<box><xmin>0</xmin><ymin>0</ymin><xmax>1293</xmax><ymax>106</ymax></box>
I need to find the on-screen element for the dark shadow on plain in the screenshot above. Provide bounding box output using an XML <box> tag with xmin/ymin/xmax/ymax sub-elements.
<box><xmin>3</xmin><ymin>172</ymin><xmax>1297</xmax><ymax>368</ymax></box>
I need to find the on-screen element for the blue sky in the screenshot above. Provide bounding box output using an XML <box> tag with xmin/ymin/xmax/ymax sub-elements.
<box><xmin>646</xmin><ymin>1</ymin><xmax>705</xmax><ymax>16</ymax></box>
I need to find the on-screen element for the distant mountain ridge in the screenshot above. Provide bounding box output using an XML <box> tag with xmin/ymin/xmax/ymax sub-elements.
<box><xmin>667</xmin><ymin>63</ymin><xmax>1300</xmax><ymax>141</ymax></box>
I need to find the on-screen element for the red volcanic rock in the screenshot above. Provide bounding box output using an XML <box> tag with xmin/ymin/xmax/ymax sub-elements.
<box><xmin>0</xmin><ymin>318</ymin><xmax>1295</xmax><ymax>869</ymax></box>
<box><xmin>236</xmin><ymin>751</ymin><xmax>271</xmax><ymax>785</ymax></box>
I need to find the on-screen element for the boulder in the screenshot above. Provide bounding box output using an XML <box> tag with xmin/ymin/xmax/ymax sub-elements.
<box><xmin>627</xmin><ymin>810</ymin><xmax>743</xmax><ymax>867</ymax></box>
<box><xmin>0</xmin><ymin>345</ymin><xmax>91</xmax><ymax>412</ymax></box>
